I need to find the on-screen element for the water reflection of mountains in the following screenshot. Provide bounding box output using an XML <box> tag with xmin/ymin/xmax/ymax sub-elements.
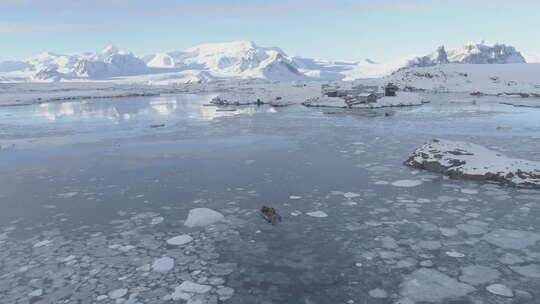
<box><xmin>32</xmin><ymin>95</ymin><xmax>277</xmax><ymax>123</ymax></box>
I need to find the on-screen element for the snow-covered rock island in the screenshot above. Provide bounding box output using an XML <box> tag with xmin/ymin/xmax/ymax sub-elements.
<box><xmin>405</xmin><ymin>139</ymin><xmax>540</xmax><ymax>188</ymax></box>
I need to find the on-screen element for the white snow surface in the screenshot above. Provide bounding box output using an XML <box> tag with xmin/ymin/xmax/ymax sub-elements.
<box><xmin>383</xmin><ymin>63</ymin><xmax>540</xmax><ymax>95</ymax></box>
<box><xmin>184</xmin><ymin>208</ymin><xmax>225</xmax><ymax>228</ymax></box>
<box><xmin>406</xmin><ymin>139</ymin><xmax>540</xmax><ymax>187</ymax></box>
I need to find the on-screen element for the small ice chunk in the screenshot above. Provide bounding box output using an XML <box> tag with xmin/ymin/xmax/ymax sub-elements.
<box><xmin>29</xmin><ymin>289</ymin><xmax>43</xmax><ymax>298</ymax></box>
<box><xmin>216</xmin><ymin>287</ymin><xmax>235</xmax><ymax>301</ymax></box>
<box><xmin>151</xmin><ymin>216</ymin><xmax>164</xmax><ymax>225</ymax></box>
<box><xmin>459</xmin><ymin>266</ymin><xmax>501</xmax><ymax>285</ymax></box>
<box><xmin>420</xmin><ymin>260</ymin><xmax>434</xmax><ymax>267</ymax></box>
<box><xmin>306</xmin><ymin>211</ymin><xmax>328</xmax><ymax>218</ymax></box>
<box><xmin>33</xmin><ymin>240</ymin><xmax>52</xmax><ymax>248</ymax></box>
<box><xmin>380</xmin><ymin>236</ymin><xmax>398</xmax><ymax>249</ymax></box>
<box><xmin>419</xmin><ymin>240</ymin><xmax>442</xmax><ymax>251</ymax></box>
<box><xmin>446</xmin><ymin>251</ymin><xmax>465</xmax><ymax>258</ymax></box>
<box><xmin>368</xmin><ymin>288</ymin><xmax>388</xmax><ymax>299</ymax></box>
<box><xmin>209</xmin><ymin>277</ymin><xmax>225</xmax><ymax>285</ymax></box>
<box><xmin>209</xmin><ymin>263</ymin><xmax>236</xmax><ymax>276</ymax></box>
<box><xmin>57</xmin><ymin>192</ymin><xmax>78</xmax><ymax>198</ymax></box>
<box><xmin>440</xmin><ymin>227</ymin><xmax>459</xmax><ymax>237</ymax></box>
<box><xmin>486</xmin><ymin>284</ymin><xmax>513</xmax><ymax>297</ymax></box>
<box><xmin>291</xmin><ymin>210</ymin><xmax>302</xmax><ymax>216</ymax></box>
<box><xmin>184</xmin><ymin>208</ymin><xmax>225</xmax><ymax>228</ymax></box>
<box><xmin>484</xmin><ymin>229</ymin><xmax>540</xmax><ymax>249</ymax></box>
<box><xmin>136</xmin><ymin>264</ymin><xmax>151</xmax><ymax>272</ymax></box>
<box><xmin>391</xmin><ymin>180</ymin><xmax>422</xmax><ymax>187</ymax></box>
<box><xmin>461</xmin><ymin>189</ymin><xmax>478</xmax><ymax>195</ymax></box>
<box><xmin>289</xmin><ymin>195</ymin><xmax>302</xmax><ymax>200</ymax></box>
<box><xmin>152</xmin><ymin>257</ymin><xmax>175</xmax><ymax>273</ymax></box>
<box><xmin>62</xmin><ymin>255</ymin><xmax>76</xmax><ymax>263</ymax></box>
<box><xmin>108</xmin><ymin>288</ymin><xmax>128</xmax><ymax>299</ymax></box>
<box><xmin>343</xmin><ymin>192</ymin><xmax>361</xmax><ymax>199</ymax></box>
<box><xmin>96</xmin><ymin>295</ymin><xmax>108</xmax><ymax>301</ymax></box>
<box><xmin>167</xmin><ymin>234</ymin><xmax>193</xmax><ymax>246</ymax></box>
<box><xmin>173</xmin><ymin>281</ymin><xmax>212</xmax><ymax>299</ymax></box>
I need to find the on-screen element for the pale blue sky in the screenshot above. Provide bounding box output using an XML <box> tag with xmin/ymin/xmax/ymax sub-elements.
<box><xmin>1</xmin><ymin>0</ymin><xmax>539</xmax><ymax>61</ymax></box>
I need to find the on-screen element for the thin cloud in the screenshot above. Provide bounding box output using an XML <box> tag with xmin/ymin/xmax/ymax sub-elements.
<box><xmin>0</xmin><ymin>23</ymin><xmax>110</xmax><ymax>33</ymax></box>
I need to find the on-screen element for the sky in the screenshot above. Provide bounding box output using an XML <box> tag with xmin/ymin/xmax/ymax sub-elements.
<box><xmin>1</xmin><ymin>0</ymin><xmax>540</xmax><ymax>62</ymax></box>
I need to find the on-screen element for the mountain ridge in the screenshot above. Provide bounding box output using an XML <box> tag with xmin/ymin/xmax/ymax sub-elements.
<box><xmin>0</xmin><ymin>41</ymin><xmax>529</xmax><ymax>83</ymax></box>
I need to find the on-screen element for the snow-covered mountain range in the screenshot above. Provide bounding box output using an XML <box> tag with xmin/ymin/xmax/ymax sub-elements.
<box><xmin>0</xmin><ymin>41</ymin><xmax>530</xmax><ymax>83</ymax></box>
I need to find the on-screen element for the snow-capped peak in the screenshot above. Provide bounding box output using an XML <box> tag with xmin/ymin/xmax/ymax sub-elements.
<box><xmin>101</xmin><ymin>45</ymin><xmax>120</xmax><ymax>56</ymax></box>
<box><xmin>447</xmin><ymin>41</ymin><xmax>526</xmax><ymax>64</ymax></box>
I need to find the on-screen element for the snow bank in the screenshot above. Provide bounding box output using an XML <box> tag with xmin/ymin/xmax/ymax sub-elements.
<box><xmin>405</xmin><ymin>139</ymin><xmax>540</xmax><ymax>188</ymax></box>
<box><xmin>184</xmin><ymin>208</ymin><xmax>225</xmax><ymax>228</ymax></box>
<box><xmin>385</xmin><ymin>63</ymin><xmax>540</xmax><ymax>95</ymax></box>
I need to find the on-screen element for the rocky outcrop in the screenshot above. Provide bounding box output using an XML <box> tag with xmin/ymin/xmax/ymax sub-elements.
<box><xmin>405</xmin><ymin>139</ymin><xmax>540</xmax><ymax>187</ymax></box>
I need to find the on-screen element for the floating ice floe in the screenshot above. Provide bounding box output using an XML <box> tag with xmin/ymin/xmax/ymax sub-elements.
<box><xmin>152</xmin><ymin>257</ymin><xmax>175</xmax><ymax>273</ymax></box>
<box><xmin>171</xmin><ymin>281</ymin><xmax>212</xmax><ymax>301</ymax></box>
<box><xmin>306</xmin><ymin>211</ymin><xmax>328</xmax><ymax>218</ymax></box>
<box><xmin>28</xmin><ymin>289</ymin><xmax>43</xmax><ymax>298</ymax></box>
<box><xmin>108</xmin><ymin>288</ymin><xmax>127</xmax><ymax>299</ymax></box>
<box><xmin>459</xmin><ymin>265</ymin><xmax>501</xmax><ymax>285</ymax></box>
<box><xmin>380</xmin><ymin>236</ymin><xmax>398</xmax><ymax>249</ymax></box>
<box><xmin>166</xmin><ymin>234</ymin><xmax>193</xmax><ymax>246</ymax></box>
<box><xmin>368</xmin><ymin>288</ymin><xmax>388</xmax><ymax>299</ymax></box>
<box><xmin>483</xmin><ymin>229</ymin><xmax>540</xmax><ymax>249</ymax></box>
<box><xmin>461</xmin><ymin>188</ymin><xmax>478</xmax><ymax>194</ymax></box>
<box><xmin>289</xmin><ymin>195</ymin><xmax>302</xmax><ymax>200</ymax></box>
<box><xmin>499</xmin><ymin>253</ymin><xmax>526</xmax><ymax>265</ymax></box>
<box><xmin>511</xmin><ymin>264</ymin><xmax>540</xmax><ymax>278</ymax></box>
<box><xmin>391</xmin><ymin>180</ymin><xmax>423</xmax><ymax>187</ymax></box>
<box><xmin>150</xmin><ymin>216</ymin><xmax>164</xmax><ymax>225</ymax></box>
<box><xmin>486</xmin><ymin>284</ymin><xmax>513</xmax><ymax>297</ymax></box>
<box><xmin>216</xmin><ymin>287</ymin><xmax>235</xmax><ymax>301</ymax></box>
<box><xmin>400</xmin><ymin>268</ymin><xmax>475</xmax><ymax>302</ymax></box>
<box><xmin>418</xmin><ymin>240</ymin><xmax>442</xmax><ymax>251</ymax></box>
<box><xmin>405</xmin><ymin>139</ymin><xmax>540</xmax><ymax>187</ymax></box>
<box><xmin>57</xmin><ymin>191</ymin><xmax>78</xmax><ymax>198</ymax></box>
<box><xmin>456</xmin><ymin>223</ymin><xmax>487</xmax><ymax>236</ymax></box>
<box><xmin>184</xmin><ymin>208</ymin><xmax>225</xmax><ymax>228</ymax></box>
